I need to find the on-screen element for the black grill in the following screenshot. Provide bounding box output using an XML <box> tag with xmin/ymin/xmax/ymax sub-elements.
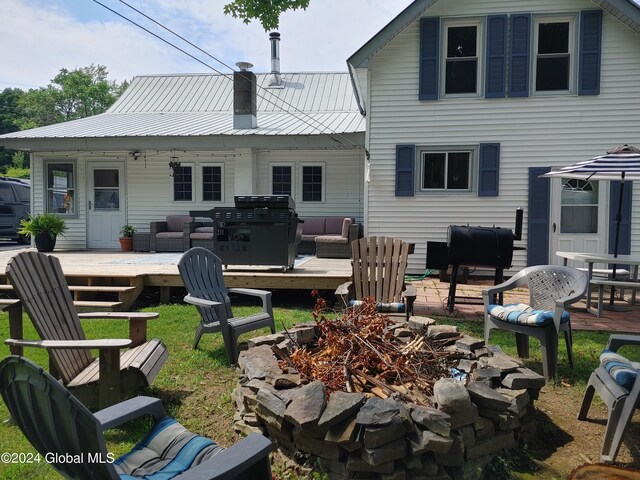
<box><xmin>427</xmin><ymin>209</ymin><xmax>523</xmax><ymax>313</ymax></box>
<box><xmin>191</xmin><ymin>195</ymin><xmax>301</xmax><ymax>270</ymax></box>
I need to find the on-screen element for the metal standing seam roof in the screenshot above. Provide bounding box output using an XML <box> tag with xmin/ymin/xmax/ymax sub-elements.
<box><xmin>0</xmin><ymin>72</ymin><xmax>365</xmax><ymax>140</ymax></box>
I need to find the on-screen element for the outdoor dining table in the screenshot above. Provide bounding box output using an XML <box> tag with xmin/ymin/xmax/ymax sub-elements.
<box><xmin>556</xmin><ymin>251</ymin><xmax>640</xmax><ymax>314</ymax></box>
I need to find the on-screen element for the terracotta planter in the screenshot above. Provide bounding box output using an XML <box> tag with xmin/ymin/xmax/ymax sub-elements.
<box><xmin>34</xmin><ymin>233</ymin><xmax>56</xmax><ymax>252</ymax></box>
<box><xmin>119</xmin><ymin>237</ymin><xmax>134</xmax><ymax>252</ymax></box>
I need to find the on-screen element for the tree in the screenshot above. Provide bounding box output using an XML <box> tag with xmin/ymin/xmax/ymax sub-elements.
<box><xmin>224</xmin><ymin>0</ymin><xmax>310</xmax><ymax>31</ymax></box>
<box><xmin>0</xmin><ymin>88</ymin><xmax>27</xmax><ymax>168</ymax></box>
<box><xmin>19</xmin><ymin>64</ymin><xmax>128</xmax><ymax>129</ymax></box>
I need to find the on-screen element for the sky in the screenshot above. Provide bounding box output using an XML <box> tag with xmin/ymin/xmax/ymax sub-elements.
<box><xmin>1</xmin><ymin>0</ymin><xmax>415</xmax><ymax>90</ymax></box>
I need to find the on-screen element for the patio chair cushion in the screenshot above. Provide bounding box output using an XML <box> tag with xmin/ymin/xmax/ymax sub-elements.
<box><xmin>114</xmin><ymin>416</ymin><xmax>224</xmax><ymax>478</ymax></box>
<box><xmin>341</xmin><ymin>218</ymin><xmax>353</xmax><ymax>238</ymax></box>
<box><xmin>166</xmin><ymin>215</ymin><xmax>193</xmax><ymax>232</ymax></box>
<box><xmin>348</xmin><ymin>300</ymin><xmax>405</xmax><ymax>313</ymax></box>
<box><xmin>194</xmin><ymin>226</ymin><xmax>214</xmax><ymax>234</ymax></box>
<box><xmin>302</xmin><ymin>218</ymin><xmax>326</xmax><ymax>235</ymax></box>
<box><xmin>315</xmin><ymin>235</ymin><xmax>349</xmax><ymax>244</ymax></box>
<box><xmin>600</xmin><ymin>350</ymin><xmax>639</xmax><ymax>391</ymax></box>
<box><xmin>487</xmin><ymin>303</ymin><xmax>570</xmax><ymax>327</ymax></box>
<box><xmin>156</xmin><ymin>232</ymin><xmax>185</xmax><ymax>239</ymax></box>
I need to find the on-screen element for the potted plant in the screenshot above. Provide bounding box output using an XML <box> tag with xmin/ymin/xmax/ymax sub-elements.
<box><xmin>18</xmin><ymin>213</ymin><xmax>67</xmax><ymax>252</ymax></box>
<box><xmin>119</xmin><ymin>224</ymin><xmax>136</xmax><ymax>251</ymax></box>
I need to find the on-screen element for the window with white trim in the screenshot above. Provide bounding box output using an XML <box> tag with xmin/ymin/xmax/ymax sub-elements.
<box><xmin>420</xmin><ymin>150</ymin><xmax>472</xmax><ymax>191</ymax></box>
<box><xmin>46</xmin><ymin>162</ymin><xmax>75</xmax><ymax>214</ymax></box>
<box><xmin>271</xmin><ymin>165</ymin><xmax>292</xmax><ymax>196</ymax></box>
<box><xmin>301</xmin><ymin>165</ymin><xmax>323</xmax><ymax>202</ymax></box>
<box><xmin>534</xmin><ymin>16</ymin><xmax>575</xmax><ymax>92</ymax></box>
<box><xmin>201</xmin><ymin>164</ymin><xmax>223</xmax><ymax>202</ymax></box>
<box><xmin>443</xmin><ymin>19</ymin><xmax>483</xmax><ymax>96</ymax></box>
<box><xmin>173</xmin><ymin>164</ymin><xmax>193</xmax><ymax>201</ymax></box>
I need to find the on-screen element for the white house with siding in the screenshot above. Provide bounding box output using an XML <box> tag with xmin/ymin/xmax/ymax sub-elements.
<box><xmin>0</xmin><ymin>34</ymin><xmax>365</xmax><ymax>250</ymax></box>
<box><xmin>348</xmin><ymin>0</ymin><xmax>640</xmax><ymax>273</ymax></box>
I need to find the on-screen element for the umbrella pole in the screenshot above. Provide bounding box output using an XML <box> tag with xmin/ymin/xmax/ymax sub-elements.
<box><xmin>609</xmin><ymin>174</ymin><xmax>625</xmax><ymax>305</ymax></box>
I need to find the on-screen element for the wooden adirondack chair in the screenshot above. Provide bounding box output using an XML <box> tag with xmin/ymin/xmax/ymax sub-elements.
<box><xmin>0</xmin><ymin>355</ymin><xmax>273</xmax><ymax>480</ymax></box>
<box><xmin>335</xmin><ymin>236</ymin><xmax>416</xmax><ymax>320</ymax></box>
<box><xmin>4</xmin><ymin>251</ymin><xmax>168</xmax><ymax>409</ymax></box>
<box><xmin>178</xmin><ymin>247</ymin><xmax>276</xmax><ymax>363</ymax></box>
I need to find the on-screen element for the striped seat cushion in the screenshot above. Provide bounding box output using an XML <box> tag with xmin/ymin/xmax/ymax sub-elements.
<box><xmin>600</xmin><ymin>350</ymin><xmax>639</xmax><ymax>391</ymax></box>
<box><xmin>487</xmin><ymin>303</ymin><xmax>570</xmax><ymax>327</ymax></box>
<box><xmin>348</xmin><ymin>300</ymin><xmax>405</xmax><ymax>313</ymax></box>
<box><xmin>115</xmin><ymin>417</ymin><xmax>224</xmax><ymax>478</ymax></box>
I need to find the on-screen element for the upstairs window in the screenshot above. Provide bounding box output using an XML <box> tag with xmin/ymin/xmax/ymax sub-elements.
<box><xmin>443</xmin><ymin>20</ymin><xmax>482</xmax><ymax>96</ymax></box>
<box><xmin>534</xmin><ymin>17</ymin><xmax>575</xmax><ymax>92</ymax></box>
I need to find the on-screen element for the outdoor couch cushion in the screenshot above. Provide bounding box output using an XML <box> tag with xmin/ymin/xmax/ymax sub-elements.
<box><xmin>156</xmin><ymin>232</ymin><xmax>185</xmax><ymax>239</ymax></box>
<box><xmin>341</xmin><ymin>218</ymin><xmax>353</xmax><ymax>238</ymax></box>
<box><xmin>190</xmin><ymin>232</ymin><xmax>213</xmax><ymax>240</ymax></box>
<box><xmin>600</xmin><ymin>349</ymin><xmax>639</xmax><ymax>391</ymax></box>
<box><xmin>115</xmin><ymin>416</ymin><xmax>224</xmax><ymax>478</ymax></box>
<box><xmin>194</xmin><ymin>226</ymin><xmax>214</xmax><ymax>234</ymax></box>
<box><xmin>325</xmin><ymin>217</ymin><xmax>345</xmax><ymax>235</ymax></box>
<box><xmin>166</xmin><ymin>215</ymin><xmax>193</xmax><ymax>232</ymax></box>
<box><xmin>315</xmin><ymin>235</ymin><xmax>349</xmax><ymax>244</ymax></box>
<box><xmin>487</xmin><ymin>303</ymin><xmax>570</xmax><ymax>327</ymax></box>
<box><xmin>302</xmin><ymin>218</ymin><xmax>326</xmax><ymax>236</ymax></box>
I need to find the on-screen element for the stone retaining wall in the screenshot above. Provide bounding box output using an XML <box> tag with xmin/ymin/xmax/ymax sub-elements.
<box><xmin>233</xmin><ymin>319</ymin><xmax>545</xmax><ymax>480</ymax></box>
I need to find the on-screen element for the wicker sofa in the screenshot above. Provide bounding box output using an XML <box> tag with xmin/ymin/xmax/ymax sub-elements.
<box><xmin>149</xmin><ymin>215</ymin><xmax>194</xmax><ymax>252</ymax></box>
<box><xmin>299</xmin><ymin>217</ymin><xmax>360</xmax><ymax>258</ymax></box>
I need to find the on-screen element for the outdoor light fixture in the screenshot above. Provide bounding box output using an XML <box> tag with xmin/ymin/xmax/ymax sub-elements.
<box><xmin>169</xmin><ymin>157</ymin><xmax>181</xmax><ymax>176</ymax></box>
<box><xmin>131</xmin><ymin>151</ymin><xmax>141</xmax><ymax>161</ymax></box>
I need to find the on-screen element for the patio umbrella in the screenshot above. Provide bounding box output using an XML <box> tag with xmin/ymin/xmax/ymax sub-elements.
<box><xmin>542</xmin><ymin>144</ymin><xmax>640</xmax><ymax>304</ymax></box>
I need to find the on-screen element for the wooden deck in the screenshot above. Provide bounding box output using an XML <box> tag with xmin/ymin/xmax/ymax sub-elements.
<box><xmin>0</xmin><ymin>249</ymin><xmax>352</xmax><ymax>309</ymax></box>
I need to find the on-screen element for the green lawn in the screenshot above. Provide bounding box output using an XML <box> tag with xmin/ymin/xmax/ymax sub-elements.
<box><xmin>0</xmin><ymin>299</ymin><xmax>637</xmax><ymax>479</ymax></box>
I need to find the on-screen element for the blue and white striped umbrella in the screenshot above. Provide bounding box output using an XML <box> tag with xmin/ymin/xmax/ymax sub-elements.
<box><xmin>542</xmin><ymin>144</ymin><xmax>640</xmax><ymax>181</ymax></box>
<box><xmin>542</xmin><ymin>145</ymin><xmax>640</xmax><ymax>305</ymax></box>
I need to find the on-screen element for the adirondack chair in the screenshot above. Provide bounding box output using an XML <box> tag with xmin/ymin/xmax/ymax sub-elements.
<box><xmin>4</xmin><ymin>251</ymin><xmax>168</xmax><ymax>409</ymax></box>
<box><xmin>0</xmin><ymin>355</ymin><xmax>273</xmax><ymax>480</ymax></box>
<box><xmin>578</xmin><ymin>334</ymin><xmax>640</xmax><ymax>463</ymax></box>
<box><xmin>335</xmin><ymin>236</ymin><xmax>416</xmax><ymax>320</ymax></box>
<box><xmin>178</xmin><ymin>247</ymin><xmax>276</xmax><ymax>363</ymax></box>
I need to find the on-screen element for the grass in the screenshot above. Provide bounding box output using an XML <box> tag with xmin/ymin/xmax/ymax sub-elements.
<box><xmin>0</xmin><ymin>294</ymin><xmax>638</xmax><ymax>478</ymax></box>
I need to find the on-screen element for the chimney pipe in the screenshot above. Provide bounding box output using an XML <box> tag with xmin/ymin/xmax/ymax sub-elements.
<box><xmin>268</xmin><ymin>32</ymin><xmax>282</xmax><ymax>87</ymax></box>
<box><xmin>233</xmin><ymin>61</ymin><xmax>257</xmax><ymax>129</ymax></box>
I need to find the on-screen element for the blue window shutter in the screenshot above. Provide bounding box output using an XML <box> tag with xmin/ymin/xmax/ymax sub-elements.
<box><xmin>527</xmin><ymin>167</ymin><xmax>550</xmax><ymax>266</ymax></box>
<box><xmin>579</xmin><ymin>10</ymin><xmax>603</xmax><ymax>96</ymax></box>
<box><xmin>509</xmin><ymin>14</ymin><xmax>531</xmax><ymax>98</ymax></box>
<box><xmin>478</xmin><ymin>143</ymin><xmax>500</xmax><ymax>197</ymax></box>
<box><xmin>609</xmin><ymin>181</ymin><xmax>632</xmax><ymax>257</ymax></box>
<box><xmin>395</xmin><ymin>145</ymin><xmax>415</xmax><ymax>197</ymax></box>
<box><xmin>419</xmin><ymin>18</ymin><xmax>440</xmax><ymax>101</ymax></box>
<box><xmin>485</xmin><ymin>15</ymin><xmax>507</xmax><ymax>98</ymax></box>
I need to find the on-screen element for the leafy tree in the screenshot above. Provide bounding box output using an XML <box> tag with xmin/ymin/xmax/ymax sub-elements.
<box><xmin>0</xmin><ymin>88</ymin><xmax>27</xmax><ymax>168</ymax></box>
<box><xmin>224</xmin><ymin>0</ymin><xmax>310</xmax><ymax>30</ymax></box>
<box><xmin>19</xmin><ymin>64</ymin><xmax>128</xmax><ymax>128</ymax></box>
<box><xmin>0</xmin><ymin>65</ymin><xmax>127</xmax><ymax>173</ymax></box>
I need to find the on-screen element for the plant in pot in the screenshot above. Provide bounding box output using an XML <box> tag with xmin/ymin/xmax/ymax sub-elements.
<box><xmin>119</xmin><ymin>225</ymin><xmax>136</xmax><ymax>251</ymax></box>
<box><xmin>18</xmin><ymin>213</ymin><xmax>67</xmax><ymax>252</ymax></box>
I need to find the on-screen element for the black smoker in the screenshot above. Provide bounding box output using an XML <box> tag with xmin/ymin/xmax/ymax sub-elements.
<box><xmin>191</xmin><ymin>195</ymin><xmax>301</xmax><ymax>271</ymax></box>
<box><xmin>426</xmin><ymin>209</ymin><xmax>523</xmax><ymax>313</ymax></box>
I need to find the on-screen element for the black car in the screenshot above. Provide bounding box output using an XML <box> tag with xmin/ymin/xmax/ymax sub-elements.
<box><xmin>0</xmin><ymin>177</ymin><xmax>30</xmax><ymax>244</ymax></box>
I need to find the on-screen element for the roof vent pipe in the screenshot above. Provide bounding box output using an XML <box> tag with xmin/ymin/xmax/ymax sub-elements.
<box><xmin>233</xmin><ymin>61</ymin><xmax>257</xmax><ymax>129</ymax></box>
<box><xmin>268</xmin><ymin>32</ymin><xmax>282</xmax><ymax>87</ymax></box>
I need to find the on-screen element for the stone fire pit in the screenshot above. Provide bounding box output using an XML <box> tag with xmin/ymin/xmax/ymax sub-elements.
<box><xmin>233</xmin><ymin>316</ymin><xmax>545</xmax><ymax>480</ymax></box>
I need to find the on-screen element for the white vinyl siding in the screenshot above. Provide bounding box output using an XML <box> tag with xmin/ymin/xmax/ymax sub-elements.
<box><xmin>365</xmin><ymin>0</ymin><xmax>640</xmax><ymax>273</ymax></box>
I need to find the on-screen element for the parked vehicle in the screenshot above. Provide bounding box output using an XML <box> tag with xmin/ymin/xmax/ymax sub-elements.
<box><xmin>0</xmin><ymin>177</ymin><xmax>30</xmax><ymax>244</ymax></box>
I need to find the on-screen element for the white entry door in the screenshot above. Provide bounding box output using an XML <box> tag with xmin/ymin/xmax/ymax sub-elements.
<box><xmin>550</xmin><ymin>177</ymin><xmax>608</xmax><ymax>265</ymax></box>
<box><xmin>87</xmin><ymin>162</ymin><xmax>126</xmax><ymax>249</ymax></box>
